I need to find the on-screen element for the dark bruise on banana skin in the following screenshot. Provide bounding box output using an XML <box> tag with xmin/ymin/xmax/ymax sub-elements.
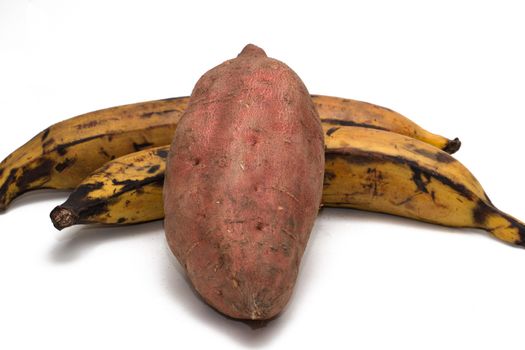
<box><xmin>15</xmin><ymin>158</ymin><xmax>54</xmax><ymax>192</ymax></box>
<box><xmin>473</xmin><ymin>200</ymin><xmax>492</xmax><ymax>225</ymax></box>
<box><xmin>155</xmin><ymin>148</ymin><xmax>169</xmax><ymax>159</ymax></box>
<box><xmin>55</xmin><ymin>158</ymin><xmax>76</xmax><ymax>173</ymax></box>
<box><xmin>326</xmin><ymin>127</ymin><xmax>340</xmax><ymax>136</ymax></box>
<box><xmin>147</xmin><ymin>164</ymin><xmax>160</xmax><ymax>174</ymax></box>
<box><xmin>410</xmin><ymin>166</ymin><xmax>431</xmax><ymax>193</ymax></box>
<box><xmin>42</xmin><ymin>138</ymin><xmax>55</xmax><ymax>149</ymax></box>
<box><xmin>320</xmin><ymin>118</ymin><xmax>389</xmax><ymax>131</ymax></box>
<box><xmin>323</xmin><ymin>170</ymin><xmax>336</xmax><ymax>186</ymax></box>
<box><xmin>99</xmin><ymin>147</ymin><xmax>111</xmax><ymax>159</ymax></box>
<box><xmin>0</xmin><ymin>169</ymin><xmax>17</xmax><ymax>210</ymax></box>
<box><xmin>111</xmin><ymin>173</ymin><xmax>165</xmax><ymax>194</ymax></box>
<box><xmin>140</xmin><ymin>109</ymin><xmax>179</xmax><ymax>119</ymax></box>
<box><xmin>55</xmin><ymin>134</ymin><xmax>106</xmax><ymax>156</ymax></box>
<box><xmin>0</xmin><ymin>158</ymin><xmax>55</xmax><ymax>210</ymax></box>
<box><xmin>133</xmin><ymin>141</ymin><xmax>154</xmax><ymax>152</ymax></box>
<box><xmin>76</xmin><ymin>120</ymin><xmax>99</xmax><ymax>130</ymax></box>
<box><xmin>325</xmin><ymin>148</ymin><xmax>475</xmax><ymax>201</ymax></box>
<box><xmin>406</xmin><ymin>145</ymin><xmax>456</xmax><ymax>164</ymax></box>
<box><xmin>41</xmin><ymin>127</ymin><xmax>51</xmax><ymax>141</ymax></box>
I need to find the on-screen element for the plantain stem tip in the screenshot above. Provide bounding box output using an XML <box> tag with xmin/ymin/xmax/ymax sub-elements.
<box><xmin>443</xmin><ymin>137</ymin><xmax>461</xmax><ymax>154</ymax></box>
<box><xmin>50</xmin><ymin>206</ymin><xmax>77</xmax><ymax>231</ymax></box>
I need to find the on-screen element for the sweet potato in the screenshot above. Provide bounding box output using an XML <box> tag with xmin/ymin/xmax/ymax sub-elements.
<box><xmin>163</xmin><ymin>44</ymin><xmax>324</xmax><ymax>320</ymax></box>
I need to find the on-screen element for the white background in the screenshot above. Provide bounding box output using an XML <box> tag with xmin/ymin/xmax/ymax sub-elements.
<box><xmin>1</xmin><ymin>1</ymin><xmax>525</xmax><ymax>349</ymax></box>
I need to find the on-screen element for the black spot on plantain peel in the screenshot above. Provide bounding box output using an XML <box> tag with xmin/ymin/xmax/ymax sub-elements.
<box><xmin>133</xmin><ymin>141</ymin><xmax>154</xmax><ymax>152</ymax></box>
<box><xmin>55</xmin><ymin>134</ymin><xmax>104</xmax><ymax>156</ymax></box>
<box><xmin>155</xmin><ymin>148</ymin><xmax>169</xmax><ymax>159</ymax></box>
<box><xmin>323</xmin><ymin>170</ymin><xmax>336</xmax><ymax>187</ymax></box>
<box><xmin>410</xmin><ymin>166</ymin><xmax>431</xmax><ymax>193</ymax></box>
<box><xmin>0</xmin><ymin>169</ymin><xmax>17</xmax><ymax>212</ymax></box>
<box><xmin>320</xmin><ymin>118</ymin><xmax>388</xmax><ymax>131</ymax></box>
<box><xmin>0</xmin><ymin>158</ymin><xmax>55</xmax><ymax>211</ymax></box>
<box><xmin>41</xmin><ymin>127</ymin><xmax>51</xmax><ymax>141</ymax></box>
<box><xmin>147</xmin><ymin>164</ymin><xmax>160</xmax><ymax>174</ymax></box>
<box><xmin>54</xmin><ymin>158</ymin><xmax>76</xmax><ymax>173</ymax></box>
<box><xmin>111</xmin><ymin>174</ymin><xmax>164</xmax><ymax>193</ymax></box>
<box><xmin>407</xmin><ymin>145</ymin><xmax>456</xmax><ymax>164</ymax></box>
<box><xmin>326</xmin><ymin>127</ymin><xmax>340</xmax><ymax>136</ymax></box>
<box><xmin>15</xmin><ymin>158</ymin><xmax>54</xmax><ymax>190</ymax></box>
<box><xmin>140</xmin><ymin>109</ymin><xmax>178</xmax><ymax>119</ymax></box>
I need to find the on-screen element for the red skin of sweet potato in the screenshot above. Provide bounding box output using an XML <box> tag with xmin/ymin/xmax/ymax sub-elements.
<box><xmin>163</xmin><ymin>44</ymin><xmax>324</xmax><ymax>320</ymax></box>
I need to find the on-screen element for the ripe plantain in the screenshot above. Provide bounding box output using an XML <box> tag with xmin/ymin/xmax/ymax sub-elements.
<box><xmin>1</xmin><ymin>95</ymin><xmax>459</xmax><ymax>211</ymax></box>
<box><xmin>50</xmin><ymin>127</ymin><xmax>525</xmax><ymax>248</ymax></box>
<box><xmin>312</xmin><ymin>95</ymin><xmax>460</xmax><ymax>153</ymax></box>
<box><xmin>50</xmin><ymin>147</ymin><xmax>168</xmax><ymax>229</ymax></box>
<box><xmin>0</xmin><ymin>97</ymin><xmax>187</xmax><ymax>211</ymax></box>
<box><xmin>322</xmin><ymin>126</ymin><xmax>524</xmax><ymax>246</ymax></box>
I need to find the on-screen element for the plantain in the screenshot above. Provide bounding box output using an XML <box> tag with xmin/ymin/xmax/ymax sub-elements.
<box><xmin>312</xmin><ymin>95</ymin><xmax>461</xmax><ymax>153</ymax></box>
<box><xmin>1</xmin><ymin>95</ymin><xmax>459</xmax><ymax>211</ymax></box>
<box><xmin>50</xmin><ymin>127</ymin><xmax>524</xmax><ymax>248</ymax></box>
<box><xmin>50</xmin><ymin>147</ymin><xmax>167</xmax><ymax>229</ymax></box>
<box><xmin>322</xmin><ymin>126</ymin><xmax>524</xmax><ymax>246</ymax></box>
<box><xmin>0</xmin><ymin>97</ymin><xmax>187</xmax><ymax>211</ymax></box>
